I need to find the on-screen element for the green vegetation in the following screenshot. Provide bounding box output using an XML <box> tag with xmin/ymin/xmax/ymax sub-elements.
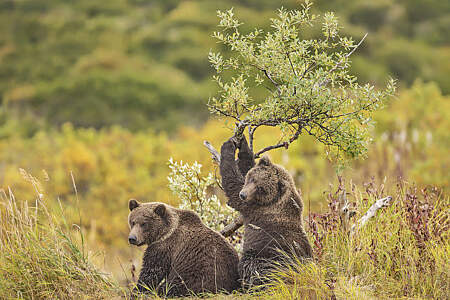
<box><xmin>168</xmin><ymin>158</ymin><xmax>236</xmax><ymax>232</ymax></box>
<box><xmin>1</xmin><ymin>83</ymin><xmax>447</xmax><ymax>244</ymax></box>
<box><xmin>265</xmin><ymin>180</ymin><xmax>449</xmax><ymax>299</ymax></box>
<box><xmin>208</xmin><ymin>4</ymin><xmax>395</xmax><ymax>161</ymax></box>
<box><xmin>0</xmin><ymin>184</ymin><xmax>119</xmax><ymax>299</ymax></box>
<box><xmin>0</xmin><ymin>0</ymin><xmax>449</xmax><ymax>298</ymax></box>
<box><xmin>2</xmin><ymin>171</ymin><xmax>448</xmax><ymax>299</ymax></box>
<box><xmin>1</xmin><ymin>82</ymin><xmax>448</xmax><ymax>296</ymax></box>
<box><xmin>1</xmin><ymin>0</ymin><xmax>449</xmax><ymax>133</ymax></box>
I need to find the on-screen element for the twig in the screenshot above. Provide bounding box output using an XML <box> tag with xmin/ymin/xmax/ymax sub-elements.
<box><xmin>287</xmin><ymin>52</ymin><xmax>298</xmax><ymax>77</ymax></box>
<box><xmin>263</xmin><ymin>69</ymin><xmax>281</xmax><ymax>96</ymax></box>
<box><xmin>286</xmin><ymin>52</ymin><xmax>298</xmax><ymax>96</ymax></box>
<box><xmin>318</xmin><ymin>33</ymin><xmax>368</xmax><ymax>88</ymax></box>
<box><xmin>255</xmin><ymin>141</ymin><xmax>288</xmax><ymax>158</ymax></box>
<box><xmin>299</xmin><ymin>61</ymin><xmax>316</xmax><ymax>81</ymax></box>
<box><xmin>254</xmin><ymin>128</ymin><xmax>301</xmax><ymax>158</ymax></box>
<box><xmin>351</xmin><ymin>196</ymin><xmax>393</xmax><ymax>233</ymax></box>
<box><xmin>248</xmin><ymin>125</ymin><xmax>260</xmax><ymax>153</ymax></box>
<box><xmin>220</xmin><ymin>215</ymin><xmax>244</xmax><ymax>237</ymax></box>
<box><xmin>203</xmin><ymin>141</ymin><xmax>221</xmax><ymax>164</ymax></box>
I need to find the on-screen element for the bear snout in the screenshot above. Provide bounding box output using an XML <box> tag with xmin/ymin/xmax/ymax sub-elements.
<box><xmin>128</xmin><ymin>234</ymin><xmax>138</xmax><ymax>245</ymax></box>
<box><xmin>239</xmin><ymin>190</ymin><xmax>247</xmax><ymax>200</ymax></box>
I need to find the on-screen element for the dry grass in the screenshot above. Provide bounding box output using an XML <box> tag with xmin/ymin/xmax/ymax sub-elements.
<box><xmin>0</xmin><ymin>188</ymin><xmax>121</xmax><ymax>299</ymax></box>
<box><xmin>0</xmin><ymin>176</ymin><xmax>448</xmax><ymax>299</ymax></box>
<box><xmin>265</xmin><ymin>179</ymin><xmax>450</xmax><ymax>299</ymax></box>
<box><xmin>124</xmin><ymin>179</ymin><xmax>450</xmax><ymax>300</ymax></box>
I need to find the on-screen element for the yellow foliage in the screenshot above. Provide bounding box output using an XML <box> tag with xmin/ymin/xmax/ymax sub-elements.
<box><xmin>4</xmin><ymin>84</ymin><xmax>35</xmax><ymax>103</ymax></box>
<box><xmin>0</xmin><ymin>83</ymin><xmax>448</xmax><ymax>285</ymax></box>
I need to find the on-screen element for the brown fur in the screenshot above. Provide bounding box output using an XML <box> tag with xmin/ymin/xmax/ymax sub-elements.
<box><xmin>128</xmin><ymin>200</ymin><xmax>240</xmax><ymax>297</ymax></box>
<box><xmin>220</xmin><ymin>137</ymin><xmax>313</xmax><ymax>289</ymax></box>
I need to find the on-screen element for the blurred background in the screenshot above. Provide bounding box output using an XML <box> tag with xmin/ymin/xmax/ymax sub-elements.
<box><xmin>0</xmin><ymin>0</ymin><xmax>449</xmax><ymax>283</ymax></box>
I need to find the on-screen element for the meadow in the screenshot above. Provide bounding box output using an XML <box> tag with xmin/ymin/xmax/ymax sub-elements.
<box><xmin>1</xmin><ymin>155</ymin><xmax>448</xmax><ymax>299</ymax></box>
<box><xmin>1</xmin><ymin>82</ymin><xmax>449</xmax><ymax>299</ymax></box>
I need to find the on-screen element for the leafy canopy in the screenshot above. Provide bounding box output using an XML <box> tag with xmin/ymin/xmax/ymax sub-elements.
<box><xmin>208</xmin><ymin>2</ymin><xmax>396</xmax><ymax>161</ymax></box>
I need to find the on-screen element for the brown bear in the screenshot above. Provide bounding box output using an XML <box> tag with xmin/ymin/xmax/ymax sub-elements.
<box><xmin>127</xmin><ymin>199</ymin><xmax>240</xmax><ymax>297</ymax></box>
<box><xmin>220</xmin><ymin>137</ymin><xmax>313</xmax><ymax>289</ymax></box>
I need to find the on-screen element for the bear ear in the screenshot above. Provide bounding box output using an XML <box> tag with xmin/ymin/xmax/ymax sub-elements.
<box><xmin>258</xmin><ymin>155</ymin><xmax>272</xmax><ymax>167</ymax></box>
<box><xmin>154</xmin><ymin>204</ymin><xmax>166</xmax><ymax>218</ymax></box>
<box><xmin>129</xmin><ymin>199</ymin><xmax>140</xmax><ymax>211</ymax></box>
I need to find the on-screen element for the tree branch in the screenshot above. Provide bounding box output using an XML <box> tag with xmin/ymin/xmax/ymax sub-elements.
<box><xmin>317</xmin><ymin>33</ymin><xmax>368</xmax><ymax>88</ymax></box>
<box><xmin>351</xmin><ymin>196</ymin><xmax>393</xmax><ymax>233</ymax></box>
<box><xmin>203</xmin><ymin>141</ymin><xmax>221</xmax><ymax>164</ymax></box>
<box><xmin>299</xmin><ymin>61</ymin><xmax>316</xmax><ymax>81</ymax></box>
<box><xmin>248</xmin><ymin>125</ymin><xmax>260</xmax><ymax>153</ymax></box>
<box><xmin>263</xmin><ymin>69</ymin><xmax>281</xmax><ymax>96</ymax></box>
<box><xmin>234</xmin><ymin>120</ymin><xmax>249</xmax><ymax>140</ymax></box>
<box><xmin>254</xmin><ymin>127</ymin><xmax>301</xmax><ymax>158</ymax></box>
<box><xmin>207</xmin><ymin>102</ymin><xmax>241</xmax><ymax>122</ymax></box>
<box><xmin>220</xmin><ymin>215</ymin><xmax>244</xmax><ymax>237</ymax></box>
<box><xmin>255</xmin><ymin>141</ymin><xmax>288</xmax><ymax>158</ymax></box>
<box><xmin>202</xmin><ymin>141</ymin><xmax>244</xmax><ymax>237</ymax></box>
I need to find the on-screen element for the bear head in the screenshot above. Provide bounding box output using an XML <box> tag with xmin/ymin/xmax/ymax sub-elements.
<box><xmin>237</xmin><ymin>155</ymin><xmax>290</xmax><ymax>210</ymax></box>
<box><xmin>128</xmin><ymin>200</ymin><xmax>178</xmax><ymax>246</ymax></box>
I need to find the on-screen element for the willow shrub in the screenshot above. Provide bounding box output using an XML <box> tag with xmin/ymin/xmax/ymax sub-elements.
<box><xmin>208</xmin><ymin>3</ymin><xmax>395</xmax><ymax>161</ymax></box>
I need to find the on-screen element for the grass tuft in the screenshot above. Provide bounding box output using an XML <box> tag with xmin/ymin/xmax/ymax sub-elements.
<box><xmin>0</xmin><ymin>188</ymin><xmax>120</xmax><ymax>299</ymax></box>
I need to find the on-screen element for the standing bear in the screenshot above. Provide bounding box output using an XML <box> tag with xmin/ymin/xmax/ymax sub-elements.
<box><xmin>127</xmin><ymin>199</ymin><xmax>240</xmax><ymax>297</ymax></box>
<box><xmin>220</xmin><ymin>137</ymin><xmax>313</xmax><ymax>289</ymax></box>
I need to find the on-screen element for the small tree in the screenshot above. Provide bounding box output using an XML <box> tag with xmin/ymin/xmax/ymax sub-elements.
<box><xmin>208</xmin><ymin>2</ymin><xmax>395</xmax><ymax>161</ymax></box>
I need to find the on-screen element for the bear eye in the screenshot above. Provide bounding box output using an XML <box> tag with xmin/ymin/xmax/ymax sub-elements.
<box><xmin>131</xmin><ymin>221</ymin><xmax>135</xmax><ymax>227</ymax></box>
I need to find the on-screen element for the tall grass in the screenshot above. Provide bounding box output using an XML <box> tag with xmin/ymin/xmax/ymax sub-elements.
<box><xmin>0</xmin><ymin>170</ymin><xmax>447</xmax><ymax>299</ymax></box>
<box><xmin>0</xmin><ymin>188</ymin><xmax>120</xmax><ymax>299</ymax></box>
<box><xmin>263</xmin><ymin>180</ymin><xmax>449</xmax><ymax>299</ymax></box>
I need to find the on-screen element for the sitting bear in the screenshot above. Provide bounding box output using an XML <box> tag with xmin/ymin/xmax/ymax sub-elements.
<box><xmin>127</xmin><ymin>199</ymin><xmax>240</xmax><ymax>297</ymax></box>
<box><xmin>220</xmin><ymin>137</ymin><xmax>313</xmax><ymax>289</ymax></box>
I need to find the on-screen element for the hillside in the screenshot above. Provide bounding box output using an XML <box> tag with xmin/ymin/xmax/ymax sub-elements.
<box><xmin>1</xmin><ymin>0</ymin><xmax>449</xmax><ymax>134</ymax></box>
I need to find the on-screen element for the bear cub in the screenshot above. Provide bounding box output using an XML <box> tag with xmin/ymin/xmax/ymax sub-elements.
<box><xmin>128</xmin><ymin>200</ymin><xmax>240</xmax><ymax>297</ymax></box>
<box><xmin>220</xmin><ymin>137</ymin><xmax>313</xmax><ymax>289</ymax></box>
